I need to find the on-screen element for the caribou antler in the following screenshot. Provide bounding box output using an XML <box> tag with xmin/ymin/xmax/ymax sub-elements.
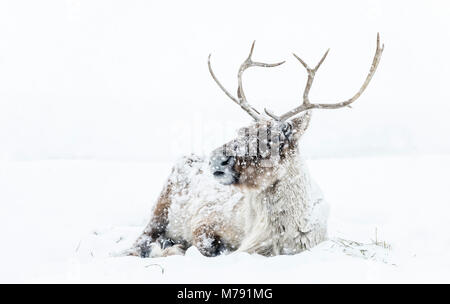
<box><xmin>208</xmin><ymin>41</ymin><xmax>285</xmax><ymax>121</ymax></box>
<box><xmin>265</xmin><ymin>33</ymin><xmax>384</xmax><ymax>121</ymax></box>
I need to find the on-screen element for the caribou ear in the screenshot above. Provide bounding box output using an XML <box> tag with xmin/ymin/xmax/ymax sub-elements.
<box><xmin>290</xmin><ymin>110</ymin><xmax>312</xmax><ymax>138</ymax></box>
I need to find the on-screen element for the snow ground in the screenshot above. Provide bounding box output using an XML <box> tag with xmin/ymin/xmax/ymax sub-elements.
<box><xmin>1</xmin><ymin>154</ymin><xmax>449</xmax><ymax>283</ymax></box>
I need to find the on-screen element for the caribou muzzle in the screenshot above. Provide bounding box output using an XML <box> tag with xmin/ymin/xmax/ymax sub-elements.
<box><xmin>210</xmin><ymin>154</ymin><xmax>238</xmax><ymax>185</ymax></box>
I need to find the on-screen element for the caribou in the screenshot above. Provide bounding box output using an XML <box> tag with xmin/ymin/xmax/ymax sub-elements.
<box><xmin>128</xmin><ymin>34</ymin><xmax>384</xmax><ymax>258</ymax></box>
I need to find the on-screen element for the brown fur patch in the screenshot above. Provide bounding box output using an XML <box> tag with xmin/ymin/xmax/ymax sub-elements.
<box><xmin>143</xmin><ymin>180</ymin><xmax>173</xmax><ymax>241</ymax></box>
<box><xmin>233</xmin><ymin>158</ymin><xmax>276</xmax><ymax>190</ymax></box>
<box><xmin>192</xmin><ymin>223</ymin><xmax>227</xmax><ymax>257</ymax></box>
<box><xmin>227</xmin><ymin>115</ymin><xmax>312</xmax><ymax>190</ymax></box>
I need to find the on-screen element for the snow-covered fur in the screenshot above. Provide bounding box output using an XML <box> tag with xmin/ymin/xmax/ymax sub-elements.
<box><xmin>237</xmin><ymin>153</ymin><xmax>328</xmax><ymax>255</ymax></box>
<box><xmin>129</xmin><ymin>112</ymin><xmax>329</xmax><ymax>258</ymax></box>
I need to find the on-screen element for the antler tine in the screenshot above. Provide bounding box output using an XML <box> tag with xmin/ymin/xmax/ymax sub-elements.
<box><xmin>265</xmin><ymin>48</ymin><xmax>329</xmax><ymax>120</ymax></box>
<box><xmin>293</xmin><ymin>48</ymin><xmax>330</xmax><ymax>106</ymax></box>
<box><xmin>208</xmin><ymin>41</ymin><xmax>285</xmax><ymax>121</ymax></box>
<box><xmin>266</xmin><ymin>33</ymin><xmax>384</xmax><ymax>121</ymax></box>
<box><xmin>314</xmin><ymin>48</ymin><xmax>330</xmax><ymax>71</ymax></box>
<box><xmin>208</xmin><ymin>55</ymin><xmax>240</xmax><ymax>104</ymax></box>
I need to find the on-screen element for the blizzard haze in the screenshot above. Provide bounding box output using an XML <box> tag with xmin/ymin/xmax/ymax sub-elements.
<box><xmin>0</xmin><ymin>0</ymin><xmax>449</xmax><ymax>161</ymax></box>
<box><xmin>1</xmin><ymin>0</ymin><xmax>450</xmax><ymax>284</ymax></box>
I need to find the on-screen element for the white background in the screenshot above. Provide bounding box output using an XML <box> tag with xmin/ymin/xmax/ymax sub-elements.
<box><xmin>1</xmin><ymin>0</ymin><xmax>450</xmax><ymax>283</ymax></box>
<box><xmin>1</xmin><ymin>0</ymin><xmax>449</xmax><ymax>162</ymax></box>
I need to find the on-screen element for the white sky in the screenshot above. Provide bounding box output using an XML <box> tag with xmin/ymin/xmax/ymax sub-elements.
<box><xmin>1</xmin><ymin>0</ymin><xmax>449</xmax><ymax>161</ymax></box>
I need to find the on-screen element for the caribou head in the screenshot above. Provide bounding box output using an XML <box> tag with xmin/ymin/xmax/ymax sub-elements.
<box><xmin>208</xmin><ymin>35</ymin><xmax>384</xmax><ymax>188</ymax></box>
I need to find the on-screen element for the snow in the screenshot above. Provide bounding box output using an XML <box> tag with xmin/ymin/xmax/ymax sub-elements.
<box><xmin>1</xmin><ymin>0</ymin><xmax>450</xmax><ymax>283</ymax></box>
<box><xmin>1</xmin><ymin>155</ymin><xmax>449</xmax><ymax>283</ymax></box>
<box><xmin>1</xmin><ymin>1</ymin><xmax>450</xmax><ymax>162</ymax></box>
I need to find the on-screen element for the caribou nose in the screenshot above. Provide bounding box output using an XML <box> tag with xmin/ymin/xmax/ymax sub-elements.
<box><xmin>213</xmin><ymin>171</ymin><xmax>225</xmax><ymax>177</ymax></box>
<box><xmin>210</xmin><ymin>153</ymin><xmax>238</xmax><ymax>185</ymax></box>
